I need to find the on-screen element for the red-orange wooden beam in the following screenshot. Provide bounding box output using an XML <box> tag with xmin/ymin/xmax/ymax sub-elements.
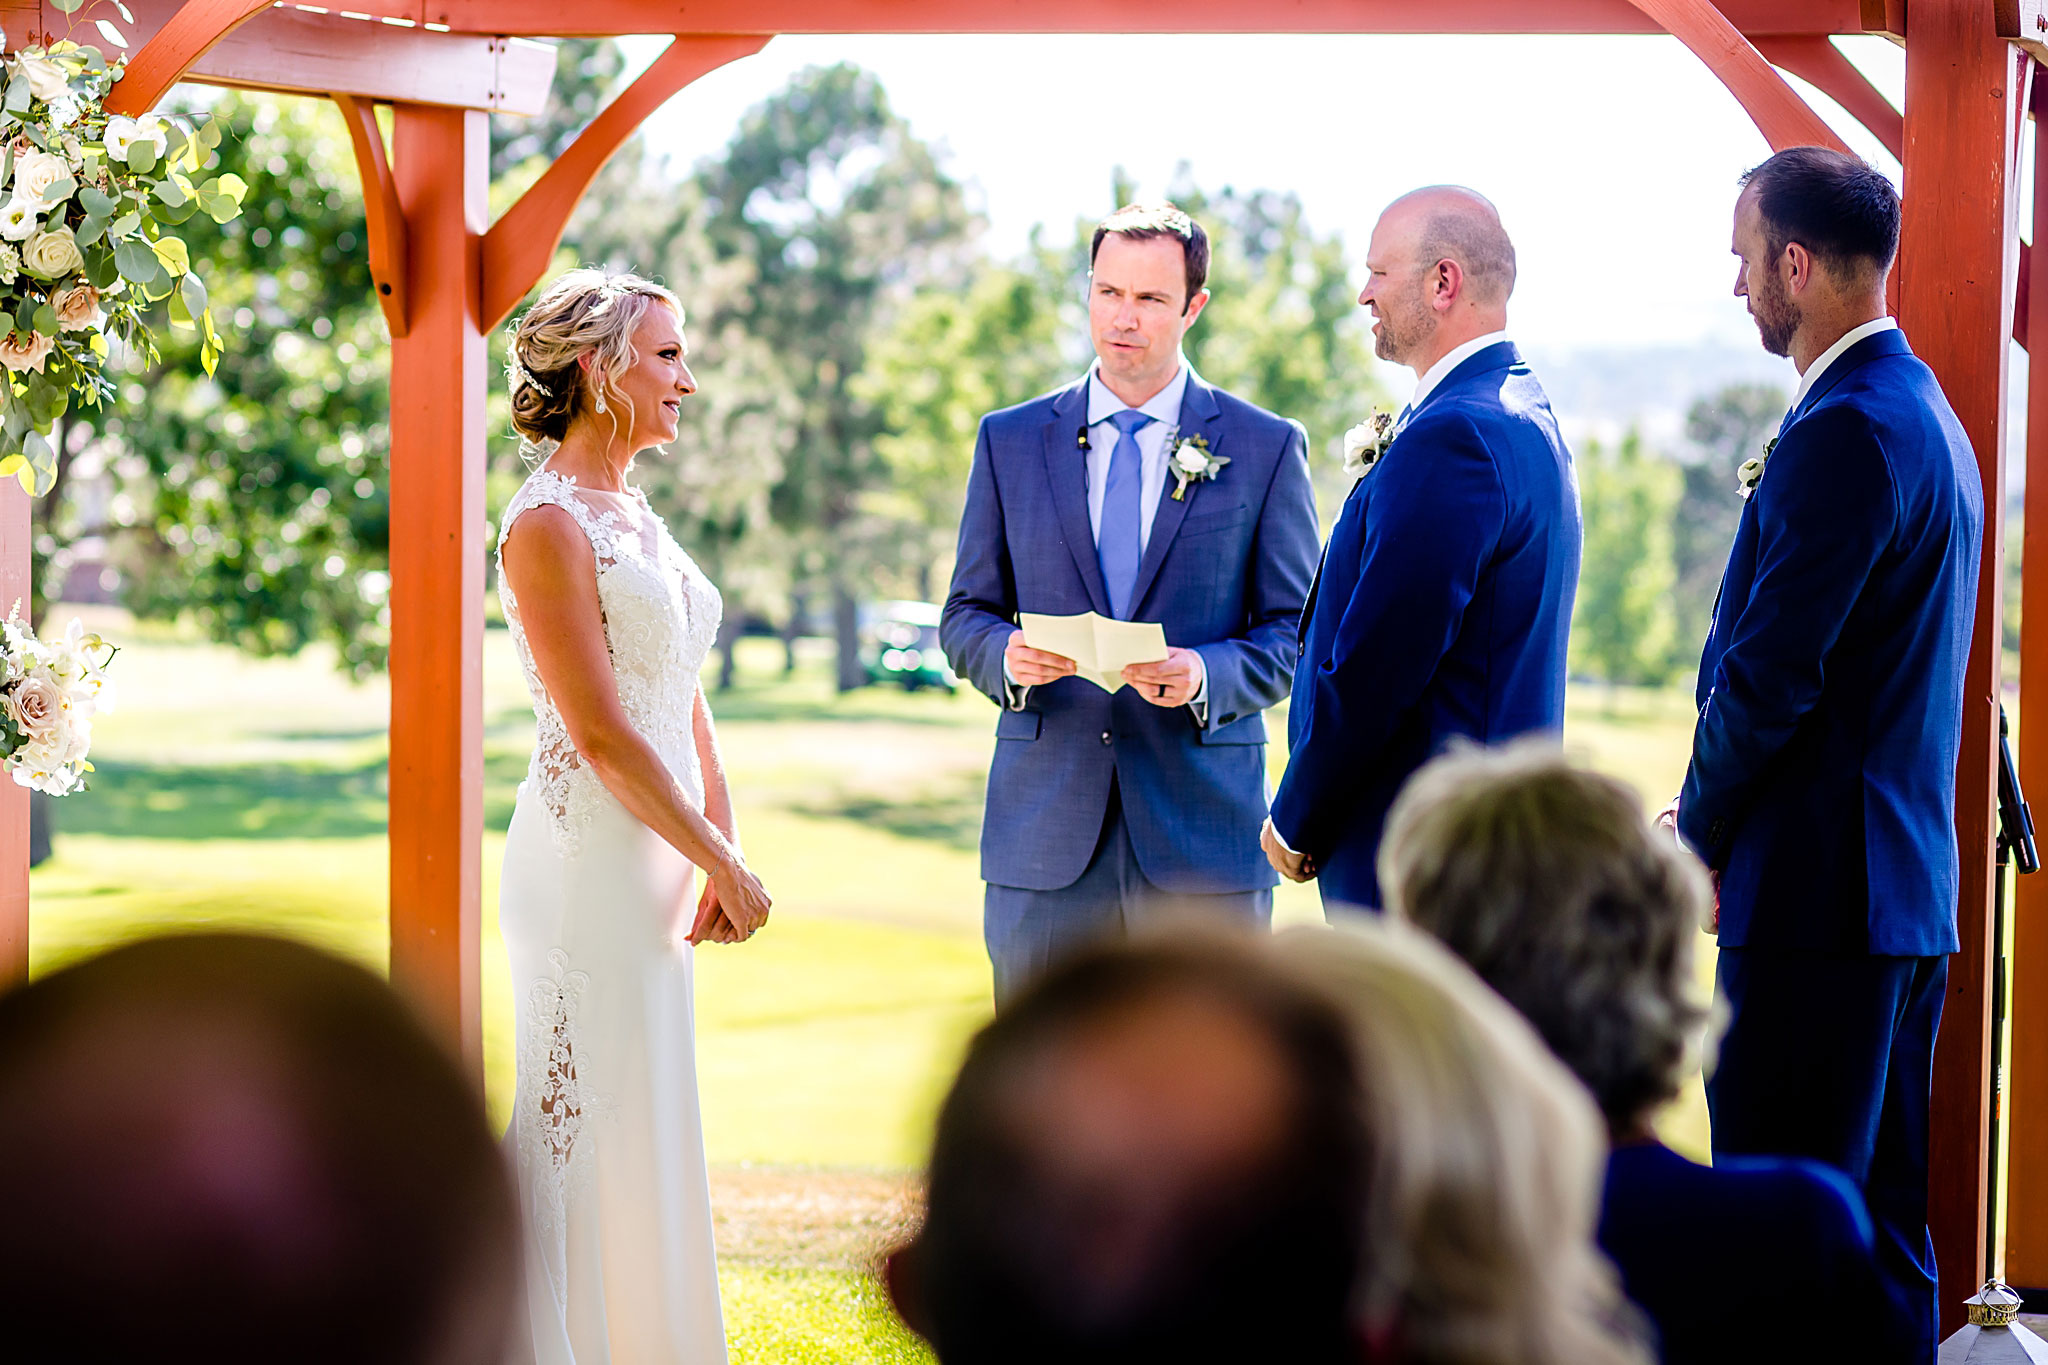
<box><xmin>4</xmin><ymin>1</ymin><xmax>556</xmax><ymax>114</ymax></box>
<box><xmin>2006</xmin><ymin>63</ymin><xmax>2048</xmax><ymax>1297</ymax></box>
<box><xmin>258</xmin><ymin>0</ymin><xmax>1876</xmax><ymax>37</ymax></box>
<box><xmin>1899</xmin><ymin>3</ymin><xmax>2022</xmax><ymax>1334</ymax></box>
<box><xmin>1753</xmin><ymin>33</ymin><xmax>1902</xmax><ymax>157</ymax></box>
<box><xmin>1623</xmin><ymin>0</ymin><xmax>1850</xmax><ymax>153</ymax></box>
<box><xmin>0</xmin><ymin>483</ymin><xmax>29</xmax><ymax>991</ymax></box>
<box><xmin>334</xmin><ymin>95</ymin><xmax>411</xmax><ymax>339</ymax></box>
<box><xmin>386</xmin><ymin>103</ymin><xmax>487</xmax><ymax>1084</ymax></box>
<box><xmin>480</xmin><ymin>33</ymin><xmax>770</xmax><ymax>332</ymax></box>
<box><xmin>103</xmin><ymin>0</ymin><xmax>273</xmax><ymax>117</ymax></box>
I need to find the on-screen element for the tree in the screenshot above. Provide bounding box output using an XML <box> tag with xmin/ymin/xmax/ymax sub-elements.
<box><xmin>695</xmin><ymin>63</ymin><xmax>976</xmax><ymax>690</ymax></box>
<box><xmin>1673</xmin><ymin>382</ymin><xmax>1785</xmax><ymax>678</ymax></box>
<box><xmin>1571</xmin><ymin>428</ymin><xmax>1682</xmax><ymax>688</ymax></box>
<box><xmin>49</xmin><ymin>94</ymin><xmax>393</xmax><ymax>674</ymax></box>
<box><xmin>854</xmin><ymin>259</ymin><xmax>1071</xmax><ymax>601</ymax></box>
<box><xmin>1165</xmin><ymin>178</ymin><xmax>1385</xmax><ymax>513</ymax></box>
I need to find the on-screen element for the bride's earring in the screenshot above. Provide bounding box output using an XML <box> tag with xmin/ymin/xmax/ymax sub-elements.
<box><xmin>595</xmin><ymin>389</ymin><xmax>608</xmax><ymax>415</ymax></box>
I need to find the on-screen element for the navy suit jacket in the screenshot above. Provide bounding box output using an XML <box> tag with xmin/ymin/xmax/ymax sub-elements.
<box><xmin>1270</xmin><ymin>342</ymin><xmax>1580</xmax><ymax>908</ymax></box>
<box><xmin>1678</xmin><ymin>330</ymin><xmax>1981</xmax><ymax>956</ymax></box>
<box><xmin>940</xmin><ymin>372</ymin><xmax>1319</xmax><ymax>893</ymax></box>
<box><xmin>1599</xmin><ymin>1142</ymin><xmax>1907</xmax><ymax>1364</ymax></box>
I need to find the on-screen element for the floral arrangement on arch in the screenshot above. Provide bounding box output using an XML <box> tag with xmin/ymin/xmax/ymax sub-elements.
<box><xmin>0</xmin><ymin>10</ymin><xmax>246</xmax><ymax>496</ymax></box>
<box><xmin>0</xmin><ymin>607</ymin><xmax>113</xmax><ymax>795</ymax></box>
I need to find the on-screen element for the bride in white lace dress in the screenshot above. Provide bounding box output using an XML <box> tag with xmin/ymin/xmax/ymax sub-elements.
<box><xmin>494</xmin><ymin>269</ymin><xmax>772</xmax><ymax>1364</ymax></box>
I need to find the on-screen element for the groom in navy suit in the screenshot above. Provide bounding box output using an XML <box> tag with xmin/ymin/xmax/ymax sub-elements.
<box><xmin>1677</xmin><ymin>148</ymin><xmax>1982</xmax><ymax>1359</ymax></box>
<box><xmin>941</xmin><ymin>203</ymin><xmax>1318</xmax><ymax>1005</ymax></box>
<box><xmin>1263</xmin><ymin>187</ymin><xmax>1580</xmax><ymax>908</ymax></box>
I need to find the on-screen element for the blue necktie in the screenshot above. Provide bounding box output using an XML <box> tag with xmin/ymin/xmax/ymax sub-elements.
<box><xmin>1099</xmin><ymin>409</ymin><xmax>1151</xmax><ymax>619</ymax></box>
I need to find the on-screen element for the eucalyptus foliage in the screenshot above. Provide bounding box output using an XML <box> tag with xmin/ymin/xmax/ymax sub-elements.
<box><xmin>0</xmin><ymin>24</ymin><xmax>244</xmax><ymax>495</ymax></box>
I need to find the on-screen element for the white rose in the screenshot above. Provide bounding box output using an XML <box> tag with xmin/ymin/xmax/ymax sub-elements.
<box><xmin>7</xmin><ymin>672</ymin><xmax>62</xmax><ymax>740</ymax></box>
<box><xmin>1172</xmin><ymin>445</ymin><xmax>1211</xmax><ymax>476</ymax></box>
<box><xmin>14</xmin><ymin>52</ymin><xmax>70</xmax><ymax>104</ymax></box>
<box><xmin>101</xmin><ymin>116</ymin><xmax>138</xmax><ymax>160</ymax></box>
<box><xmin>0</xmin><ymin>197</ymin><xmax>38</xmax><ymax>243</ymax></box>
<box><xmin>0</xmin><ymin>330</ymin><xmax>54</xmax><ymax>373</ymax></box>
<box><xmin>11</xmin><ymin>148</ymin><xmax>65</xmax><ymax>211</ymax></box>
<box><xmin>22</xmin><ymin>225</ymin><xmax>81</xmax><ymax>279</ymax></box>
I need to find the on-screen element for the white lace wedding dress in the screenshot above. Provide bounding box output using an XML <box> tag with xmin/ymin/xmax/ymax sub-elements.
<box><xmin>497</xmin><ymin>466</ymin><xmax>727</xmax><ymax>1365</ymax></box>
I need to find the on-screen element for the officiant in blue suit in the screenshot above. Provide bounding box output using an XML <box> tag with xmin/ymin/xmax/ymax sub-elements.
<box><xmin>941</xmin><ymin>203</ymin><xmax>1319</xmax><ymax>1006</ymax></box>
<box><xmin>1677</xmin><ymin>149</ymin><xmax>1982</xmax><ymax>1361</ymax></box>
<box><xmin>1263</xmin><ymin>187</ymin><xmax>1581</xmax><ymax>909</ymax></box>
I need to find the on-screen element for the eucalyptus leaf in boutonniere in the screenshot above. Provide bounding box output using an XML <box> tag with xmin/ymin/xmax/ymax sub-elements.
<box><xmin>1169</xmin><ymin>432</ymin><xmax>1228</xmax><ymax>501</ymax></box>
<box><xmin>1342</xmin><ymin>410</ymin><xmax>1399</xmax><ymax>480</ymax></box>
<box><xmin>1737</xmin><ymin>436</ymin><xmax>1777</xmax><ymax>502</ymax></box>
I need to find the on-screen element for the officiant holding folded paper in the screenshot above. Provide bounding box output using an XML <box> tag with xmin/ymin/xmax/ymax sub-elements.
<box><xmin>940</xmin><ymin>202</ymin><xmax>1319</xmax><ymax>1005</ymax></box>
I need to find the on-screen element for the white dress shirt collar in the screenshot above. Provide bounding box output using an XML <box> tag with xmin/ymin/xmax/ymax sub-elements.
<box><xmin>1407</xmin><ymin>330</ymin><xmax>1511</xmax><ymax>413</ymax></box>
<box><xmin>1792</xmin><ymin>316</ymin><xmax>1898</xmax><ymax>409</ymax></box>
<box><xmin>1087</xmin><ymin>357</ymin><xmax>1191</xmax><ymax>428</ymax></box>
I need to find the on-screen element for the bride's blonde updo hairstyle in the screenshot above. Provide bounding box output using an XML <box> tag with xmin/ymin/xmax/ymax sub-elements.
<box><xmin>506</xmin><ymin>267</ymin><xmax>683</xmax><ymax>452</ymax></box>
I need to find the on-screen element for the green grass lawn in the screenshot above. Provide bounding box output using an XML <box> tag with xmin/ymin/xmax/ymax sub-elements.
<box><xmin>28</xmin><ymin>611</ymin><xmax>1712</xmax><ymax>1362</ymax></box>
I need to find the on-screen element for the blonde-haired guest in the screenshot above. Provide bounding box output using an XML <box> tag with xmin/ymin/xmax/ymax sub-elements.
<box><xmin>496</xmin><ymin>267</ymin><xmax>772</xmax><ymax>1363</ymax></box>
<box><xmin>1380</xmin><ymin>743</ymin><xmax>1907</xmax><ymax>1363</ymax></box>
<box><xmin>1273</xmin><ymin>917</ymin><xmax>1650</xmax><ymax>1365</ymax></box>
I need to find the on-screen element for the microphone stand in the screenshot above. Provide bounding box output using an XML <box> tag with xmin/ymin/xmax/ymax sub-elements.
<box><xmin>1990</xmin><ymin>702</ymin><xmax>2037</xmax><ymax>1279</ymax></box>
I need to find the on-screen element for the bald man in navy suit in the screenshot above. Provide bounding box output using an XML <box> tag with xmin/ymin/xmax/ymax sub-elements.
<box><xmin>1264</xmin><ymin>187</ymin><xmax>1581</xmax><ymax>909</ymax></box>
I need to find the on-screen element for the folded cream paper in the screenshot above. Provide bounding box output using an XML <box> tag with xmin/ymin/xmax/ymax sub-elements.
<box><xmin>1018</xmin><ymin>611</ymin><xmax>1169</xmax><ymax>693</ymax></box>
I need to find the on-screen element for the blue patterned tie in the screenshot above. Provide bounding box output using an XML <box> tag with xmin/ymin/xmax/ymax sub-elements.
<box><xmin>1099</xmin><ymin>409</ymin><xmax>1152</xmax><ymax>618</ymax></box>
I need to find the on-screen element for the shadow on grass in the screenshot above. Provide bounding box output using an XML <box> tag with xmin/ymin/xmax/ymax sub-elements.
<box><xmin>707</xmin><ymin>681</ymin><xmax>977</xmax><ymax>729</ymax></box>
<box><xmin>793</xmin><ymin>776</ymin><xmax>984</xmax><ymax>852</ymax></box>
<box><xmin>66</xmin><ymin>752</ymin><xmax>530</xmax><ymax>839</ymax></box>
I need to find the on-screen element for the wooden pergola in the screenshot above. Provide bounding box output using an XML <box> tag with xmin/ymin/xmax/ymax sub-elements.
<box><xmin>0</xmin><ymin>0</ymin><xmax>2038</xmax><ymax>1333</ymax></box>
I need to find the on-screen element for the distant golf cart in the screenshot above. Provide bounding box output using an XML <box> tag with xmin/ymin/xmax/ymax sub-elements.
<box><xmin>860</xmin><ymin>600</ymin><xmax>959</xmax><ymax>692</ymax></box>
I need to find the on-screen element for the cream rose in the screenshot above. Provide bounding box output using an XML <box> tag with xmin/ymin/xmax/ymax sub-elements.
<box><xmin>0</xmin><ymin>331</ymin><xmax>55</xmax><ymax>374</ymax></box>
<box><xmin>14</xmin><ymin>53</ymin><xmax>70</xmax><ymax>105</ymax></box>
<box><xmin>22</xmin><ymin>226</ymin><xmax>81</xmax><ymax>280</ymax></box>
<box><xmin>7</xmin><ymin>674</ymin><xmax>62</xmax><ymax>739</ymax></box>
<box><xmin>51</xmin><ymin>283</ymin><xmax>100</xmax><ymax>333</ymax></box>
<box><xmin>11</xmin><ymin>148</ymin><xmax>65</xmax><ymax>211</ymax></box>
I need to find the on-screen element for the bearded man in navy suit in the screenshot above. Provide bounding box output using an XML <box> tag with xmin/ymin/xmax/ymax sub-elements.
<box><xmin>1675</xmin><ymin>148</ymin><xmax>1981</xmax><ymax>1360</ymax></box>
<box><xmin>941</xmin><ymin>204</ymin><xmax>1319</xmax><ymax>1006</ymax></box>
<box><xmin>1262</xmin><ymin>187</ymin><xmax>1581</xmax><ymax>908</ymax></box>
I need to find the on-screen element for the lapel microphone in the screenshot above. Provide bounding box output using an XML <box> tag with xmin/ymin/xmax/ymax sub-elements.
<box><xmin>1076</xmin><ymin>424</ymin><xmax>1091</xmax><ymax>452</ymax></box>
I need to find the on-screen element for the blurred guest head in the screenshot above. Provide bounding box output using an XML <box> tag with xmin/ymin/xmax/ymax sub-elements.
<box><xmin>887</xmin><ymin>933</ymin><xmax>1368</xmax><ymax>1364</ymax></box>
<box><xmin>0</xmin><ymin>932</ymin><xmax>517</xmax><ymax>1365</ymax></box>
<box><xmin>1273</xmin><ymin>917</ymin><xmax>1650</xmax><ymax>1365</ymax></box>
<box><xmin>1378</xmin><ymin>742</ymin><xmax>1711</xmax><ymax>1140</ymax></box>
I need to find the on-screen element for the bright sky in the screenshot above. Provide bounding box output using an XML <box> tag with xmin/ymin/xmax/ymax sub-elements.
<box><xmin>618</xmin><ymin>32</ymin><xmax>1909</xmax><ymax>357</ymax></box>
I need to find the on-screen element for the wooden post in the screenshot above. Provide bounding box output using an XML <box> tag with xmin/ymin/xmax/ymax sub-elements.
<box><xmin>2008</xmin><ymin>75</ymin><xmax>2048</xmax><ymax>1296</ymax></box>
<box><xmin>386</xmin><ymin>103</ymin><xmax>486</xmax><ymax>1085</ymax></box>
<box><xmin>0</xmin><ymin>481</ymin><xmax>29</xmax><ymax>989</ymax></box>
<box><xmin>1899</xmin><ymin>4</ymin><xmax>2021</xmax><ymax>1333</ymax></box>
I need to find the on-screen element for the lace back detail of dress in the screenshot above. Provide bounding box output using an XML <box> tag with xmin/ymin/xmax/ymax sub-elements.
<box><xmin>497</xmin><ymin>467</ymin><xmax>722</xmax><ymax>857</ymax></box>
<box><xmin>516</xmin><ymin>948</ymin><xmax>610</xmax><ymax>1309</ymax></box>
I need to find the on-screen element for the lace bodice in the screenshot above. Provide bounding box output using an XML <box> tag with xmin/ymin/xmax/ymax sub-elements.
<box><xmin>497</xmin><ymin>467</ymin><xmax>723</xmax><ymax>856</ymax></box>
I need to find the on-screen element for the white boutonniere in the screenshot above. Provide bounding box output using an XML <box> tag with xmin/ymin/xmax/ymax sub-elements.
<box><xmin>1737</xmin><ymin>436</ymin><xmax>1777</xmax><ymax>501</ymax></box>
<box><xmin>1342</xmin><ymin>411</ymin><xmax>1399</xmax><ymax>480</ymax></box>
<box><xmin>1169</xmin><ymin>432</ymin><xmax>1228</xmax><ymax>501</ymax></box>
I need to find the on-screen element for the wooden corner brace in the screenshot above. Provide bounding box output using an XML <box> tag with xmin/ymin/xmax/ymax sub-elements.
<box><xmin>103</xmin><ymin>0</ymin><xmax>275</xmax><ymax>117</ymax></box>
<box><xmin>335</xmin><ymin>94</ymin><xmax>410</xmax><ymax>339</ymax></box>
<box><xmin>478</xmin><ymin>33</ymin><xmax>771</xmax><ymax>333</ymax></box>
